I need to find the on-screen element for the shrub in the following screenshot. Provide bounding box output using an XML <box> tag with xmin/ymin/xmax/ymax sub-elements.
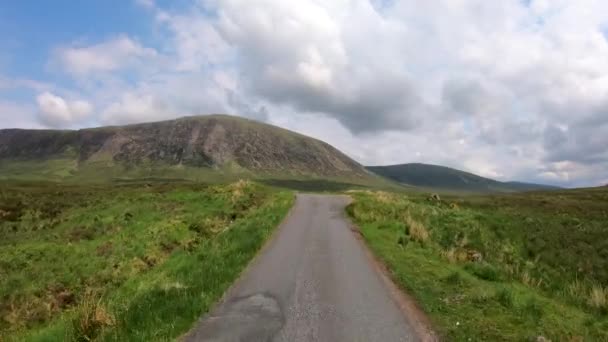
<box><xmin>464</xmin><ymin>262</ymin><xmax>501</xmax><ymax>282</ymax></box>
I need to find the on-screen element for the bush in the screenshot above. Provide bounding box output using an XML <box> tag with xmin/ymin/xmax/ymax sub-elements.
<box><xmin>464</xmin><ymin>262</ymin><xmax>501</xmax><ymax>282</ymax></box>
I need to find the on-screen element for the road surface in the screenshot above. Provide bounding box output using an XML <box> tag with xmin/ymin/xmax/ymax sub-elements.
<box><xmin>185</xmin><ymin>194</ymin><xmax>420</xmax><ymax>342</ymax></box>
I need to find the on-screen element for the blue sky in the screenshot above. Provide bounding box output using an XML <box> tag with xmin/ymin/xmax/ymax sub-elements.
<box><xmin>0</xmin><ymin>0</ymin><xmax>607</xmax><ymax>187</ymax></box>
<box><xmin>0</xmin><ymin>1</ymin><xmax>150</xmax><ymax>111</ymax></box>
<box><xmin>0</xmin><ymin>1</ymin><xmax>149</xmax><ymax>77</ymax></box>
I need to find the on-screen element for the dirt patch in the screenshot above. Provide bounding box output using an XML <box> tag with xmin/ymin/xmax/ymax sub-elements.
<box><xmin>96</xmin><ymin>242</ymin><xmax>113</xmax><ymax>257</ymax></box>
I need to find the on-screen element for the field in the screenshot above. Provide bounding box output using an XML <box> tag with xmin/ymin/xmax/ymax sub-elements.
<box><xmin>3</xmin><ymin>171</ymin><xmax>607</xmax><ymax>342</ymax></box>
<box><xmin>0</xmin><ymin>180</ymin><xmax>293</xmax><ymax>341</ymax></box>
<box><xmin>347</xmin><ymin>187</ymin><xmax>608</xmax><ymax>341</ymax></box>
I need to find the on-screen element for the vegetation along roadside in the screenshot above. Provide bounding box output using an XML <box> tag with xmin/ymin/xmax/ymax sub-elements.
<box><xmin>0</xmin><ymin>180</ymin><xmax>293</xmax><ymax>341</ymax></box>
<box><xmin>346</xmin><ymin>188</ymin><xmax>608</xmax><ymax>341</ymax></box>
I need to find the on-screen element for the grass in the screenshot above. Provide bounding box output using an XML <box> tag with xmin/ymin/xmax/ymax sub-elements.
<box><xmin>0</xmin><ymin>158</ymin><xmax>398</xmax><ymax>192</ymax></box>
<box><xmin>346</xmin><ymin>188</ymin><xmax>608</xmax><ymax>340</ymax></box>
<box><xmin>0</xmin><ymin>180</ymin><xmax>293</xmax><ymax>341</ymax></box>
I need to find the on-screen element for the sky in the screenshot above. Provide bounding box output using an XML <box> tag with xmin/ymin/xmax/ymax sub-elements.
<box><xmin>0</xmin><ymin>0</ymin><xmax>607</xmax><ymax>187</ymax></box>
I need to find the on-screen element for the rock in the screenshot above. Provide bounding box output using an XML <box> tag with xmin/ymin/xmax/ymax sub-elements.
<box><xmin>536</xmin><ymin>336</ymin><xmax>551</xmax><ymax>342</ymax></box>
<box><xmin>55</xmin><ymin>290</ymin><xmax>75</xmax><ymax>309</ymax></box>
<box><xmin>124</xmin><ymin>212</ymin><xmax>133</xmax><ymax>221</ymax></box>
<box><xmin>467</xmin><ymin>250</ymin><xmax>483</xmax><ymax>262</ymax></box>
<box><xmin>428</xmin><ymin>193</ymin><xmax>441</xmax><ymax>202</ymax></box>
<box><xmin>0</xmin><ymin>115</ymin><xmax>369</xmax><ymax>178</ymax></box>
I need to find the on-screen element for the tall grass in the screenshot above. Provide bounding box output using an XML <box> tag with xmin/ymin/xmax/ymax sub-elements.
<box><xmin>69</xmin><ymin>292</ymin><xmax>114</xmax><ymax>341</ymax></box>
<box><xmin>404</xmin><ymin>213</ymin><xmax>429</xmax><ymax>243</ymax></box>
<box><xmin>588</xmin><ymin>286</ymin><xmax>608</xmax><ymax>313</ymax></box>
<box><xmin>0</xmin><ymin>180</ymin><xmax>293</xmax><ymax>341</ymax></box>
<box><xmin>347</xmin><ymin>188</ymin><xmax>608</xmax><ymax>340</ymax></box>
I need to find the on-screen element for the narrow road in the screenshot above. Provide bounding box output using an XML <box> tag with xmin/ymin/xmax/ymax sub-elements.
<box><xmin>185</xmin><ymin>194</ymin><xmax>420</xmax><ymax>342</ymax></box>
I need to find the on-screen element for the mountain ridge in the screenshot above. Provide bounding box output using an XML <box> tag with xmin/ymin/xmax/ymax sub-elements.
<box><xmin>0</xmin><ymin>114</ymin><xmax>369</xmax><ymax>180</ymax></box>
<box><xmin>366</xmin><ymin>163</ymin><xmax>560</xmax><ymax>192</ymax></box>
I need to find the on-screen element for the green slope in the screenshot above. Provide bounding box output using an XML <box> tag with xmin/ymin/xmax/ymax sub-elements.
<box><xmin>366</xmin><ymin>163</ymin><xmax>560</xmax><ymax>193</ymax></box>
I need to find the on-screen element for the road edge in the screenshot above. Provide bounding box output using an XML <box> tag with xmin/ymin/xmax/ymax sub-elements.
<box><xmin>342</xmin><ymin>197</ymin><xmax>440</xmax><ymax>342</ymax></box>
<box><xmin>180</xmin><ymin>192</ymin><xmax>299</xmax><ymax>341</ymax></box>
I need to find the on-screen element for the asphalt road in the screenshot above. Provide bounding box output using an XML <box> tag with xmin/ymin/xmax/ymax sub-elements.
<box><xmin>185</xmin><ymin>194</ymin><xmax>420</xmax><ymax>342</ymax></box>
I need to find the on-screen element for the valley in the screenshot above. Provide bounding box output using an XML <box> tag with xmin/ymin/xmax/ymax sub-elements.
<box><xmin>0</xmin><ymin>115</ymin><xmax>606</xmax><ymax>341</ymax></box>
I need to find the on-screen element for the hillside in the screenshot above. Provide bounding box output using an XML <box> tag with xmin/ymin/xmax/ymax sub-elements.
<box><xmin>366</xmin><ymin>163</ymin><xmax>559</xmax><ymax>192</ymax></box>
<box><xmin>0</xmin><ymin>115</ymin><xmax>369</xmax><ymax>181</ymax></box>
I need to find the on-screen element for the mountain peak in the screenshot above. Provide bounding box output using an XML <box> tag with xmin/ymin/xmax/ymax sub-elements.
<box><xmin>0</xmin><ymin>114</ymin><xmax>367</xmax><ymax>179</ymax></box>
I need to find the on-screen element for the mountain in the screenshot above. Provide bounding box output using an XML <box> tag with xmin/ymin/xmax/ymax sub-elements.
<box><xmin>0</xmin><ymin>115</ymin><xmax>369</xmax><ymax>181</ymax></box>
<box><xmin>366</xmin><ymin>163</ymin><xmax>560</xmax><ymax>193</ymax></box>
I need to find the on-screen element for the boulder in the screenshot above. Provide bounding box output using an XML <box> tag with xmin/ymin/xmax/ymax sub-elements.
<box><xmin>428</xmin><ymin>193</ymin><xmax>441</xmax><ymax>202</ymax></box>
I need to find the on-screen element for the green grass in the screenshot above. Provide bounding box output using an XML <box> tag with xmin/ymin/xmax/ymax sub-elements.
<box><xmin>346</xmin><ymin>188</ymin><xmax>608</xmax><ymax>341</ymax></box>
<box><xmin>0</xmin><ymin>180</ymin><xmax>293</xmax><ymax>341</ymax></box>
<box><xmin>0</xmin><ymin>158</ymin><xmax>255</xmax><ymax>184</ymax></box>
<box><xmin>0</xmin><ymin>158</ymin><xmax>398</xmax><ymax>192</ymax></box>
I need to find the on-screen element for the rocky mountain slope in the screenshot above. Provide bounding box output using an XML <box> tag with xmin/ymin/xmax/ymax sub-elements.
<box><xmin>367</xmin><ymin>163</ymin><xmax>560</xmax><ymax>192</ymax></box>
<box><xmin>0</xmin><ymin>115</ymin><xmax>368</xmax><ymax>179</ymax></box>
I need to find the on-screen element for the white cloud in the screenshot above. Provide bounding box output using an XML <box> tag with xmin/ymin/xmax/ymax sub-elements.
<box><xmin>0</xmin><ymin>101</ymin><xmax>41</xmax><ymax>129</ymax></box>
<box><xmin>0</xmin><ymin>75</ymin><xmax>54</xmax><ymax>92</ymax></box>
<box><xmin>135</xmin><ymin>0</ymin><xmax>155</xmax><ymax>9</ymax></box>
<box><xmin>56</xmin><ymin>36</ymin><xmax>158</xmax><ymax>76</ymax></box>
<box><xmin>160</xmin><ymin>12</ymin><xmax>232</xmax><ymax>72</ymax></box>
<box><xmin>101</xmin><ymin>92</ymin><xmax>175</xmax><ymax>125</ymax></box>
<box><xmin>36</xmin><ymin>92</ymin><xmax>93</xmax><ymax>128</ymax></box>
<box><xmin>23</xmin><ymin>0</ymin><xmax>608</xmax><ymax>187</ymax></box>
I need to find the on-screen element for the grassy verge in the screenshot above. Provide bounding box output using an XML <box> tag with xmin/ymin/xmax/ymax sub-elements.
<box><xmin>346</xmin><ymin>189</ymin><xmax>608</xmax><ymax>341</ymax></box>
<box><xmin>0</xmin><ymin>180</ymin><xmax>293</xmax><ymax>341</ymax></box>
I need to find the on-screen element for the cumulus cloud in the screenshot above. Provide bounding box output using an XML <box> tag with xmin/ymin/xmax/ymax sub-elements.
<box><xmin>56</xmin><ymin>36</ymin><xmax>158</xmax><ymax>76</ymax></box>
<box><xmin>0</xmin><ymin>101</ymin><xmax>42</xmax><ymax>129</ymax></box>
<box><xmin>26</xmin><ymin>0</ymin><xmax>608</xmax><ymax>187</ymax></box>
<box><xmin>212</xmin><ymin>0</ymin><xmax>426</xmax><ymax>133</ymax></box>
<box><xmin>36</xmin><ymin>92</ymin><xmax>93</xmax><ymax>128</ymax></box>
<box><xmin>100</xmin><ymin>92</ymin><xmax>174</xmax><ymax>125</ymax></box>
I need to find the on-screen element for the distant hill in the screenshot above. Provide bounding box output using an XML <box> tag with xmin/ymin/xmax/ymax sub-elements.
<box><xmin>0</xmin><ymin>115</ymin><xmax>370</xmax><ymax>181</ymax></box>
<box><xmin>366</xmin><ymin>163</ymin><xmax>560</xmax><ymax>193</ymax></box>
